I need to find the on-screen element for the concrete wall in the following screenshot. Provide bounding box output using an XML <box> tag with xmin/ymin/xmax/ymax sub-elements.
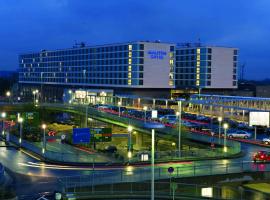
<box><xmin>143</xmin><ymin>42</ymin><xmax>173</xmax><ymax>88</ymax></box>
<box><xmin>208</xmin><ymin>47</ymin><xmax>237</xmax><ymax>89</ymax></box>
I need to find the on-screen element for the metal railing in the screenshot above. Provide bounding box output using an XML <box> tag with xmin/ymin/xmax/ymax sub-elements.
<box><xmin>8</xmin><ymin>134</ymin><xmax>96</xmax><ymax>163</ymax></box>
<box><xmin>59</xmin><ymin>161</ymin><xmax>270</xmax><ymax>189</ymax></box>
<box><xmin>60</xmin><ymin>180</ymin><xmax>269</xmax><ymax>200</ymax></box>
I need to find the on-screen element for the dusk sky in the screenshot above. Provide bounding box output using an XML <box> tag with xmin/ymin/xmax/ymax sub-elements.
<box><xmin>0</xmin><ymin>0</ymin><xmax>269</xmax><ymax>80</ymax></box>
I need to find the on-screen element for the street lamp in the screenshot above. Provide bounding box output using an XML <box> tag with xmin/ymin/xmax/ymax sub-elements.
<box><xmin>144</xmin><ymin>122</ymin><xmax>165</xmax><ymax>200</ymax></box>
<box><xmin>6</xmin><ymin>91</ymin><xmax>11</xmax><ymax>97</ymax></box>
<box><xmin>118</xmin><ymin>101</ymin><xmax>122</xmax><ymax>117</ymax></box>
<box><xmin>18</xmin><ymin>117</ymin><xmax>23</xmax><ymax>146</ymax></box>
<box><xmin>6</xmin><ymin>91</ymin><xmax>11</xmax><ymax>103</ymax></box>
<box><xmin>127</xmin><ymin>125</ymin><xmax>133</xmax><ymax>153</ymax></box>
<box><xmin>1</xmin><ymin>112</ymin><xmax>6</xmax><ymax>136</ymax></box>
<box><xmin>223</xmin><ymin>123</ymin><xmax>229</xmax><ymax>152</ymax></box>
<box><xmin>218</xmin><ymin>117</ymin><xmax>222</xmax><ymax>143</ymax></box>
<box><xmin>42</xmin><ymin>124</ymin><xmax>46</xmax><ymax>154</ymax></box>
<box><xmin>143</xmin><ymin>106</ymin><xmax>147</xmax><ymax>123</ymax></box>
<box><xmin>176</xmin><ymin>100</ymin><xmax>182</xmax><ymax>157</ymax></box>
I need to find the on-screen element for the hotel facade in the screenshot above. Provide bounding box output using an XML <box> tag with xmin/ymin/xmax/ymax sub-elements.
<box><xmin>18</xmin><ymin>41</ymin><xmax>238</xmax><ymax>102</ymax></box>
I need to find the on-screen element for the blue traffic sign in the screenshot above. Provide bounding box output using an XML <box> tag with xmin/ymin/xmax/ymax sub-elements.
<box><xmin>72</xmin><ymin>128</ymin><xmax>90</xmax><ymax>144</ymax></box>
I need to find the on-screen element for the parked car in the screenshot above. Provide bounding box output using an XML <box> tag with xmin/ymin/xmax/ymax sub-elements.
<box><xmin>159</xmin><ymin>115</ymin><xmax>177</xmax><ymax>123</ymax></box>
<box><xmin>253</xmin><ymin>151</ymin><xmax>270</xmax><ymax>162</ymax></box>
<box><xmin>227</xmin><ymin>130</ymin><xmax>251</xmax><ymax>139</ymax></box>
<box><xmin>262</xmin><ymin>138</ymin><xmax>270</xmax><ymax>145</ymax></box>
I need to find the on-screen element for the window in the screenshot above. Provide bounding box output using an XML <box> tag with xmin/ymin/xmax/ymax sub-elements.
<box><xmin>234</xmin><ymin>50</ymin><xmax>238</xmax><ymax>55</ymax></box>
<box><xmin>208</xmin><ymin>48</ymin><xmax>212</xmax><ymax>54</ymax></box>
<box><xmin>207</xmin><ymin>55</ymin><xmax>212</xmax><ymax>60</ymax></box>
<box><xmin>207</xmin><ymin>81</ymin><xmax>211</xmax><ymax>86</ymax></box>
<box><xmin>233</xmin><ymin>56</ymin><xmax>237</xmax><ymax>61</ymax></box>
<box><xmin>139</xmin><ymin>44</ymin><xmax>144</xmax><ymax>50</ymax></box>
<box><xmin>139</xmin><ymin>80</ymin><xmax>143</xmax><ymax>85</ymax></box>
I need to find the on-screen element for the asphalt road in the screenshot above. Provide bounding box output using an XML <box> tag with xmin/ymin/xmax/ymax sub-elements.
<box><xmin>1</xmin><ymin>137</ymin><xmax>270</xmax><ymax>198</ymax></box>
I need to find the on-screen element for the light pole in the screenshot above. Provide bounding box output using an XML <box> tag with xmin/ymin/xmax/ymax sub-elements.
<box><xmin>223</xmin><ymin>123</ymin><xmax>228</xmax><ymax>152</ymax></box>
<box><xmin>118</xmin><ymin>101</ymin><xmax>122</xmax><ymax>117</ymax></box>
<box><xmin>1</xmin><ymin>112</ymin><xmax>6</xmax><ymax>137</ymax></box>
<box><xmin>143</xmin><ymin>106</ymin><xmax>147</xmax><ymax>123</ymax></box>
<box><xmin>218</xmin><ymin>117</ymin><xmax>222</xmax><ymax>144</ymax></box>
<box><xmin>6</xmin><ymin>91</ymin><xmax>11</xmax><ymax>103</ymax></box>
<box><xmin>42</xmin><ymin>124</ymin><xmax>46</xmax><ymax>154</ymax></box>
<box><xmin>127</xmin><ymin>125</ymin><xmax>133</xmax><ymax>154</ymax></box>
<box><xmin>151</xmin><ymin>129</ymin><xmax>155</xmax><ymax>200</ymax></box>
<box><xmin>143</xmin><ymin>122</ymin><xmax>165</xmax><ymax>200</ymax></box>
<box><xmin>18</xmin><ymin>117</ymin><xmax>23</xmax><ymax>146</ymax></box>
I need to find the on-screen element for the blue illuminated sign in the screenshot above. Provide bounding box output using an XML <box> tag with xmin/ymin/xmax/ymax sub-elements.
<box><xmin>72</xmin><ymin>128</ymin><xmax>90</xmax><ymax>144</ymax></box>
<box><xmin>148</xmin><ymin>50</ymin><xmax>167</xmax><ymax>60</ymax></box>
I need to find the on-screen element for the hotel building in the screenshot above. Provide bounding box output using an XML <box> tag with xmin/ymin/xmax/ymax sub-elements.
<box><xmin>18</xmin><ymin>41</ymin><xmax>238</xmax><ymax>101</ymax></box>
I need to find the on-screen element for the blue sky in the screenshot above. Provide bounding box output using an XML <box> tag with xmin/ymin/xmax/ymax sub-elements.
<box><xmin>0</xmin><ymin>0</ymin><xmax>269</xmax><ymax>80</ymax></box>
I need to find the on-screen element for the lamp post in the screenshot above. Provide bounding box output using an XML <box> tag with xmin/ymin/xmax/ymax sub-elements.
<box><xmin>6</xmin><ymin>91</ymin><xmax>11</xmax><ymax>103</ymax></box>
<box><xmin>118</xmin><ymin>101</ymin><xmax>121</xmax><ymax>117</ymax></box>
<box><xmin>218</xmin><ymin>117</ymin><xmax>222</xmax><ymax>144</ymax></box>
<box><xmin>127</xmin><ymin>125</ymin><xmax>133</xmax><ymax>153</ymax></box>
<box><xmin>1</xmin><ymin>112</ymin><xmax>6</xmax><ymax>137</ymax></box>
<box><xmin>42</xmin><ymin>124</ymin><xmax>46</xmax><ymax>154</ymax></box>
<box><xmin>144</xmin><ymin>122</ymin><xmax>165</xmax><ymax>200</ymax></box>
<box><xmin>223</xmin><ymin>123</ymin><xmax>229</xmax><ymax>152</ymax></box>
<box><xmin>143</xmin><ymin>106</ymin><xmax>147</xmax><ymax>123</ymax></box>
<box><xmin>176</xmin><ymin>110</ymin><xmax>181</xmax><ymax>157</ymax></box>
<box><xmin>18</xmin><ymin>117</ymin><xmax>23</xmax><ymax>146</ymax></box>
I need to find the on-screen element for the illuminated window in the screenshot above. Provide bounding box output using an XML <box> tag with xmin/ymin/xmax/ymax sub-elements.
<box><xmin>170</xmin><ymin>59</ymin><xmax>174</xmax><ymax>65</ymax></box>
<box><xmin>128</xmin><ymin>66</ymin><xmax>132</xmax><ymax>71</ymax></box>
<box><xmin>128</xmin><ymin>59</ymin><xmax>132</xmax><ymax>64</ymax></box>
<box><xmin>128</xmin><ymin>45</ymin><xmax>132</xmax><ymax>51</ymax></box>
<box><xmin>129</xmin><ymin>52</ymin><xmax>132</xmax><ymax>57</ymax></box>
<box><xmin>197</xmin><ymin>48</ymin><xmax>200</xmax><ymax>54</ymax></box>
<box><xmin>128</xmin><ymin>79</ymin><xmax>131</xmax><ymax>85</ymax></box>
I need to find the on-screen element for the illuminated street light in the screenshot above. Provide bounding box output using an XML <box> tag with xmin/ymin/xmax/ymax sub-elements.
<box><xmin>18</xmin><ymin>117</ymin><xmax>23</xmax><ymax>146</ymax></box>
<box><xmin>127</xmin><ymin>125</ymin><xmax>133</xmax><ymax>154</ymax></box>
<box><xmin>127</xmin><ymin>151</ymin><xmax>132</xmax><ymax>159</ymax></box>
<box><xmin>143</xmin><ymin>106</ymin><xmax>147</xmax><ymax>123</ymax></box>
<box><xmin>223</xmin><ymin>123</ymin><xmax>229</xmax><ymax>152</ymax></box>
<box><xmin>118</xmin><ymin>101</ymin><xmax>122</xmax><ymax>117</ymax></box>
<box><xmin>6</xmin><ymin>91</ymin><xmax>11</xmax><ymax>103</ymax></box>
<box><xmin>1</xmin><ymin>112</ymin><xmax>6</xmax><ymax>136</ymax></box>
<box><xmin>42</xmin><ymin>124</ymin><xmax>46</xmax><ymax>154</ymax></box>
<box><xmin>218</xmin><ymin>117</ymin><xmax>223</xmax><ymax>143</ymax></box>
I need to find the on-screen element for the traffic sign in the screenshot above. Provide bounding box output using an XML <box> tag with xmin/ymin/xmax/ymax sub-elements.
<box><xmin>61</xmin><ymin>134</ymin><xmax>66</xmax><ymax>140</ymax></box>
<box><xmin>92</xmin><ymin>128</ymin><xmax>112</xmax><ymax>142</ymax></box>
<box><xmin>72</xmin><ymin>128</ymin><xmax>90</xmax><ymax>144</ymax></box>
<box><xmin>168</xmin><ymin>167</ymin><xmax>174</xmax><ymax>174</ymax></box>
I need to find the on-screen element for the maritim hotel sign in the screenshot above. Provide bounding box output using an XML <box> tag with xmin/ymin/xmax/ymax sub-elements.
<box><xmin>147</xmin><ymin>50</ymin><xmax>167</xmax><ymax>60</ymax></box>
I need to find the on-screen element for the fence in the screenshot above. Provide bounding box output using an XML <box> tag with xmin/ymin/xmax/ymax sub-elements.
<box><xmin>60</xmin><ymin>178</ymin><xmax>269</xmax><ymax>200</ymax></box>
<box><xmin>59</xmin><ymin>160</ymin><xmax>270</xmax><ymax>191</ymax></box>
<box><xmin>8</xmin><ymin>134</ymin><xmax>96</xmax><ymax>163</ymax></box>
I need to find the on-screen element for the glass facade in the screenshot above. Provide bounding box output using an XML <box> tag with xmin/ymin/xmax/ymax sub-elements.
<box><xmin>175</xmin><ymin>46</ymin><xmax>238</xmax><ymax>88</ymax></box>
<box><xmin>175</xmin><ymin>47</ymin><xmax>212</xmax><ymax>88</ymax></box>
<box><xmin>19</xmin><ymin>42</ymin><xmax>145</xmax><ymax>87</ymax></box>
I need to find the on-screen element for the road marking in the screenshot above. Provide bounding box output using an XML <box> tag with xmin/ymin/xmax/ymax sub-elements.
<box><xmin>20</xmin><ymin>149</ymin><xmax>41</xmax><ymax>161</ymax></box>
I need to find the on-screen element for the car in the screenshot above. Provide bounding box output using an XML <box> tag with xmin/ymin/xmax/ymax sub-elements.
<box><xmin>227</xmin><ymin>130</ymin><xmax>252</xmax><ymax>139</ymax></box>
<box><xmin>262</xmin><ymin>138</ymin><xmax>270</xmax><ymax>145</ymax></box>
<box><xmin>159</xmin><ymin>115</ymin><xmax>177</xmax><ymax>122</ymax></box>
<box><xmin>253</xmin><ymin>151</ymin><xmax>270</xmax><ymax>162</ymax></box>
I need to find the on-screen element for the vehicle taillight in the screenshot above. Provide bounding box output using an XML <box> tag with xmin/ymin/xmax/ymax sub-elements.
<box><xmin>260</xmin><ymin>155</ymin><xmax>265</xmax><ymax>159</ymax></box>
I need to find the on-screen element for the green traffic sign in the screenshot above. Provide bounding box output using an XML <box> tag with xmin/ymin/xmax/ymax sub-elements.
<box><xmin>92</xmin><ymin>128</ymin><xmax>112</xmax><ymax>142</ymax></box>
